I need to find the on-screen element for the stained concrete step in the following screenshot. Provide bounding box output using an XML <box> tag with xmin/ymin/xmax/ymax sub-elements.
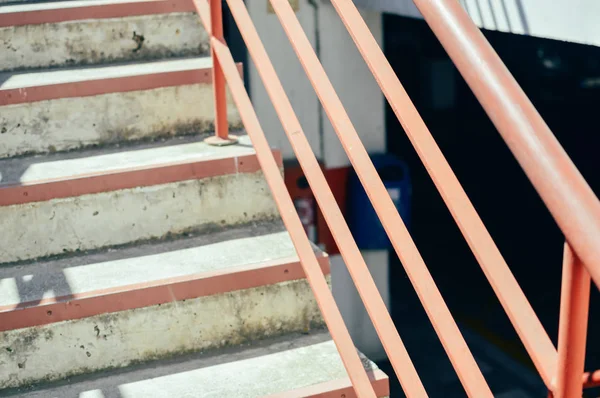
<box><xmin>1</xmin><ymin>332</ymin><xmax>389</xmax><ymax>397</ymax></box>
<box><xmin>0</xmin><ymin>136</ymin><xmax>280</xmax><ymax>263</ymax></box>
<box><xmin>0</xmin><ymin>57</ymin><xmax>242</xmax><ymax>158</ymax></box>
<box><xmin>0</xmin><ymin>0</ymin><xmax>204</xmax><ymax>71</ymax></box>
<box><xmin>0</xmin><ymin>222</ymin><xmax>330</xmax><ymax>389</ymax></box>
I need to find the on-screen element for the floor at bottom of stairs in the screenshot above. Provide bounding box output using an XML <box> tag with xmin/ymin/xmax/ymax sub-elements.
<box><xmin>376</xmin><ymin>305</ymin><xmax>547</xmax><ymax>397</ymax></box>
<box><xmin>0</xmin><ymin>331</ymin><xmax>388</xmax><ymax>398</ymax></box>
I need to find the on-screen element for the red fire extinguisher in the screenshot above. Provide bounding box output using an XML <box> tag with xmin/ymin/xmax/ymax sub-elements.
<box><xmin>294</xmin><ymin>196</ymin><xmax>316</xmax><ymax>242</ymax></box>
<box><xmin>284</xmin><ymin>164</ymin><xmax>317</xmax><ymax>243</ymax></box>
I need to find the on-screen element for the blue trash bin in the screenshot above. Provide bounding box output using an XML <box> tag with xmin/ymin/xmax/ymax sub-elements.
<box><xmin>347</xmin><ymin>154</ymin><xmax>411</xmax><ymax>250</ymax></box>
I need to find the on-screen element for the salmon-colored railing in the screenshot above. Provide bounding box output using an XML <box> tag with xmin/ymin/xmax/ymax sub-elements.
<box><xmin>196</xmin><ymin>0</ymin><xmax>599</xmax><ymax>396</ymax></box>
<box><xmin>408</xmin><ymin>1</ymin><xmax>598</xmax><ymax>396</ymax></box>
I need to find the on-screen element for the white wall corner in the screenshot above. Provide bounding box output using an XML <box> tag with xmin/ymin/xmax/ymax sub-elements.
<box><xmin>318</xmin><ymin>4</ymin><xmax>386</xmax><ymax>168</ymax></box>
<box><xmin>331</xmin><ymin>251</ymin><xmax>391</xmax><ymax>362</ymax></box>
<box><xmin>353</xmin><ymin>0</ymin><xmax>600</xmax><ymax>48</ymax></box>
<box><xmin>247</xmin><ymin>0</ymin><xmax>322</xmax><ymax>160</ymax></box>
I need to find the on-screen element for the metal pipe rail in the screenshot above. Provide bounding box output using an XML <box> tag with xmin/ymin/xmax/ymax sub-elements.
<box><xmin>555</xmin><ymin>243</ymin><xmax>590</xmax><ymax>398</ymax></box>
<box><xmin>265</xmin><ymin>0</ymin><xmax>491</xmax><ymax>396</ymax></box>
<box><xmin>221</xmin><ymin>37</ymin><xmax>377</xmax><ymax>398</ymax></box>
<box><xmin>196</xmin><ymin>4</ymin><xmax>377</xmax><ymax>396</ymax></box>
<box><xmin>326</xmin><ymin>0</ymin><xmax>557</xmax><ymax>387</ymax></box>
<box><xmin>413</xmin><ymin>0</ymin><xmax>600</xmax><ymax>290</ymax></box>
<box><xmin>223</xmin><ymin>0</ymin><xmax>427</xmax><ymax>395</ymax></box>
<box><xmin>411</xmin><ymin>1</ymin><xmax>600</xmax><ymax>395</ymax></box>
<box><xmin>583</xmin><ymin>370</ymin><xmax>600</xmax><ymax>389</ymax></box>
<box><xmin>195</xmin><ymin>0</ymin><xmax>599</xmax><ymax>396</ymax></box>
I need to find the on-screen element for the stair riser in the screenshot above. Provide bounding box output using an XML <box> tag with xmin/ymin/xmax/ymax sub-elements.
<box><xmin>0</xmin><ymin>83</ymin><xmax>241</xmax><ymax>158</ymax></box>
<box><xmin>0</xmin><ymin>278</ymin><xmax>328</xmax><ymax>389</ymax></box>
<box><xmin>0</xmin><ymin>13</ymin><xmax>207</xmax><ymax>72</ymax></box>
<box><xmin>0</xmin><ymin>171</ymin><xmax>278</xmax><ymax>263</ymax></box>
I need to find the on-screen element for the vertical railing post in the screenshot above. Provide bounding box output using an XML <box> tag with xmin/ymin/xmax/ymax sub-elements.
<box><xmin>205</xmin><ymin>0</ymin><xmax>238</xmax><ymax>146</ymax></box>
<box><xmin>554</xmin><ymin>242</ymin><xmax>590</xmax><ymax>397</ymax></box>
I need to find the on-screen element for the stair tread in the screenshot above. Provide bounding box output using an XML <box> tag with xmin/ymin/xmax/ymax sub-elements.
<box><xmin>0</xmin><ymin>135</ymin><xmax>280</xmax><ymax>265</ymax></box>
<box><xmin>0</xmin><ymin>0</ymin><xmax>168</xmax><ymax>15</ymax></box>
<box><xmin>0</xmin><ymin>0</ymin><xmax>197</xmax><ymax>29</ymax></box>
<box><xmin>7</xmin><ymin>332</ymin><xmax>387</xmax><ymax>397</ymax></box>
<box><xmin>0</xmin><ymin>57</ymin><xmax>212</xmax><ymax>91</ymax></box>
<box><xmin>0</xmin><ymin>221</ymin><xmax>317</xmax><ymax>309</ymax></box>
<box><xmin>0</xmin><ymin>135</ymin><xmax>254</xmax><ymax>186</ymax></box>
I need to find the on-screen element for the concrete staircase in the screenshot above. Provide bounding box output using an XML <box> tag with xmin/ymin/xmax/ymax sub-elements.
<box><xmin>0</xmin><ymin>1</ymin><xmax>388</xmax><ymax>396</ymax></box>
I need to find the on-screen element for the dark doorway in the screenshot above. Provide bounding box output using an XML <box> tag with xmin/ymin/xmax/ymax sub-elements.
<box><xmin>382</xmin><ymin>13</ymin><xmax>600</xmax><ymax>397</ymax></box>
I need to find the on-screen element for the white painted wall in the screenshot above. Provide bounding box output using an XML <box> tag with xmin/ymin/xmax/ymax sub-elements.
<box><xmin>247</xmin><ymin>0</ymin><xmax>388</xmax><ymax>359</ymax></box>
<box><xmin>247</xmin><ymin>0</ymin><xmax>385</xmax><ymax>164</ymax></box>
<box><xmin>247</xmin><ymin>0</ymin><xmax>321</xmax><ymax>160</ymax></box>
<box><xmin>245</xmin><ymin>0</ymin><xmax>597</xmax><ymax>366</ymax></box>
<box><xmin>319</xmin><ymin>4</ymin><xmax>386</xmax><ymax>168</ymax></box>
<box><xmin>318</xmin><ymin>6</ymin><xmax>389</xmax><ymax>358</ymax></box>
<box><xmin>331</xmin><ymin>251</ymin><xmax>390</xmax><ymax>362</ymax></box>
<box><xmin>353</xmin><ymin>0</ymin><xmax>600</xmax><ymax>48</ymax></box>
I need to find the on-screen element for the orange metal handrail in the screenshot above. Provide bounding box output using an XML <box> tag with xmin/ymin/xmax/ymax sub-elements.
<box><xmin>413</xmin><ymin>0</ymin><xmax>600</xmax><ymax>290</ymax></box>
<box><xmin>409</xmin><ymin>1</ymin><xmax>600</xmax><ymax>395</ymax></box>
<box><xmin>222</xmin><ymin>0</ymin><xmax>427</xmax><ymax>395</ymax></box>
<box><xmin>197</xmin><ymin>2</ymin><xmax>377</xmax><ymax>396</ymax></box>
<box><xmin>209</xmin><ymin>0</ymin><xmax>227</xmax><ymax>141</ymax></box>
<box><xmin>583</xmin><ymin>370</ymin><xmax>600</xmax><ymax>389</ymax></box>
<box><xmin>555</xmin><ymin>243</ymin><xmax>590</xmax><ymax>397</ymax></box>
<box><xmin>196</xmin><ymin>0</ymin><xmax>599</xmax><ymax>396</ymax></box>
<box><xmin>325</xmin><ymin>0</ymin><xmax>557</xmax><ymax>387</ymax></box>
<box><xmin>265</xmin><ymin>0</ymin><xmax>491</xmax><ymax>396</ymax></box>
<box><xmin>207</xmin><ymin>26</ymin><xmax>377</xmax><ymax>398</ymax></box>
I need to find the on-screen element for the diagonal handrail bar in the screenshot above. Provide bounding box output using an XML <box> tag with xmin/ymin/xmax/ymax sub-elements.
<box><xmin>413</xmin><ymin>0</ymin><xmax>600</xmax><ymax>290</ymax></box>
<box><xmin>223</xmin><ymin>0</ymin><xmax>428</xmax><ymax>394</ymax></box>
<box><xmin>195</xmin><ymin>0</ymin><xmax>599</xmax><ymax>394</ymax></box>
<box><xmin>192</xmin><ymin>0</ymin><xmax>210</xmax><ymax>30</ymax></box>
<box><xmin>205</xmin><ymin>32</ymin><xmax>377</xmax><ymax>398</ymax></box>
<box><xmin>583</xmin><ymin>370</ymin><xmax>600</xmax><ymax>389</ymax></box>
<box><xmin>208</xmin><ymin>0</ymin><xmax>228</xmax><ymax>141</ymax></box>
<box><xmin>265</xmin><ymin>0</ymin><xmax>492</xmax><ymax>396</ymax></box>
<box><xmin>325</xmin><ymin>0</ymin><xmax>558</xmax><ymax>387</ymax></box>
<box><xmin>555</xmin><ymin>243</ymin><xmax>590</xmax><ymax>397</ymax></box>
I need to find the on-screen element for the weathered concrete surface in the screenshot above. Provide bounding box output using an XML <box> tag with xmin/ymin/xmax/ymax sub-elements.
<box><xmin>4</xmin><ymin>332</ymin><xmax>387</xmax><ymax>397</ymax></box>
<box><xmin>0</xmin><ymin>169</ymin><xmax>278</xmax><ymax>263</ymax></box>
<box><xmin>0</xmin><ymin>13</ymin><xmax>208</xmax><ymax>71</ymax></box>
<box><xmin>0</xmin><ymin>57</ymin><xmax>215</xmax><ymax>90</ymax></box>
<box><xmin>0</xmin><ymin>137</ymin><xmax>254</xmax><ymax>185</ymax></box>
<box><xmin>0</xmin><ymin>78</ymin><xmax>241</xmax><ymax>158</ymax></box>
<box><xmin>0</xmin><ymin>279</ymin><xmax>327</xmax><ymax>389</ymax></box>
<box><xmin>0</xmin><ymin>223</ymin><xmax>298</xmax><ymax>305</ymax></box>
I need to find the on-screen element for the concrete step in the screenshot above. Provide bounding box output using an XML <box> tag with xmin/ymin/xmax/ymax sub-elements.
<box><xmin>0</xmin><ymin>136</ymin><xmax>280</xmax><ymax>263</ymax></box>
<box><xmin>0</xmin><ymin>57</ymin><xmax>242</xmax><ymax>158</ymax></box>
<box><xmin>0</xmin><ymin>0</ymin><xmax>205</xmax><ymax>71</ymax></box>
<box><xmin>2</xmin><ymin>332</ymin><xmax>389</xmax><ymax>397</ymax></box>
<box><xmin>0</xmin><ymin>223</ymin><xmax>330</xmax><ymax>389</ymax></box>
